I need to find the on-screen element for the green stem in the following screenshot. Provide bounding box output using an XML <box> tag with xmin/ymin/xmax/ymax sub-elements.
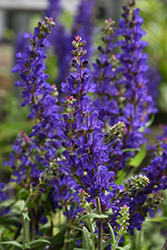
<box><xmin>112</xmin><ymin>227</ymin><xmax>123</xmax><ymax>250</ymax></box>
<box><xmin>23</xmin><ymin>181</ymin><xmax>43</xmax><ymax>210</ymax></box>
<box><xmin>21</xmin><ymin>182</ymin><xmax>42</xmax><ymax>248</ymax></box>
<box><xmin>63</xmin><ymin>206</ymin><xmax>70</xmax><ymax>250</ymax></box>
<box><xmin>96</xmin><ymin>197</ymin><xmax>102</xmax><ymax>250</ymax></box>
<box><xmin>85</xmin><ymin>206</ymin><xmax>95</xmax><ymax>250</ymax></box>
<box><xmin>138</xmin><ymin>228</ymin><xmax>142</xmax><ymax>250</ymax></box>
<box><xmin>32</xmin><ymin>209</ymin><xmax>35</xmax><ymax>241</ymax></box>
<box><xmin>22</xmin><ymin>214</ymin><xmax>26</xmax><ymax>249</ymax></box>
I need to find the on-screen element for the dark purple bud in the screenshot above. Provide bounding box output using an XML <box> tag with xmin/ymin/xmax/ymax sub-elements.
<box><xmin>82</xmin><ymin>59</ymin><xmax>89</xmax><ymax>67</ymax></box>
<box><xmin>30</xmin><ymin>182</ymin><xmax>36</xmax><ymax>187</ymax></box>
<box><xmin>96</xmin><ymin>58</ymin><xmax>101</xmax><ymax>65</ymax></box>
<box><xmin>98</xmin><ymin>46</ymin><xmax>105</xmax><ymax>54</ymax></box>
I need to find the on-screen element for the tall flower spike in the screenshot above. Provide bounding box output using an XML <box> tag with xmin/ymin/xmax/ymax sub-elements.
<box><xmin>92</xmin><ymin>1</ymin><xmax>158</xmax><ymax>174</ymax></box>
<box><xmin>12</xmin><ymin>17</ymin><xmax>61</xmax><ymax>141</ymax></box>
<box><xmin>60</xmin><ymin>35</ymin><xmax>118</xmax><ymax>204</ymax></box>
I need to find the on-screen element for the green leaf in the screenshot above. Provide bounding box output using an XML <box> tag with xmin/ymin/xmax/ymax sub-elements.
<box><xmin>20</xmin><ymin>200</ymin><xmax>25</xmax><ymax>211</ymax></box>
<box><xmin>128</xmin><ymin>143</ymin><xmax>146</xmax><ymax>167</ymax></box>
<box><xmin>138</xmin><ymin>114</ymin><xmax>155</xmax><ymax>132</ymax></box>
<box><xmin>79</xmin><ymin>213</ymin><xmax>108</xmax><ymax>223</ymax></box>
<box><xmin>0</xmin><ymin>198</ymin><xmax>16</xmax><ymax>211</ymax></box>
<box><xmin>0</xmin><ymin>241</ymin><xmax>23</xmax><ymax>248</ymax></box>
<box><xmin>102</xmin><ymin>239</ymin><xmax>113</xmax><ymax>250</ymax></box>
<box><xmin>27</xmin><ymin>239</ymin><xmax>51</xmax><ymax>248</ymax></box>
<box><xmin>115</xmin><ymin>170</ymin><xmax>126</xmax><ymax>185</ymax></box>
<box><xmin>104</xmin><ymin>208</ymin><xmax>113</xmax><ymax>216</ymax></box>
<box><xmin>116</xmin><ymin>244</ymin><xmax>131</xmax><ymax>250</ymax></box>
<box><xmin>82</xmin><ymin>227</ymin><xmax>92</xmax><ymax>250</ymax></box>
<box><xmin>146</xmin><ymin>216</ymin><xmax>167</xmax><ymax>222</ymax></box>
<box><xmin>122</xmin><ymin>148</ymin><xmax>140</xmax><ymax>153</ymax></box>
<box><xmin>0</xmin><ymin>213</ymin><xmax>20</xmax><ymax>224</ymax></box>
<box><xmin>48</xmin><ymin>225</ymin><xmax>67</xmax><ymax>247</ymax></box>
<box><xmin>107</xmin><ymin>223</ymin><xmax>116</xmax><ymax>246</ymax></box>
<box><xmin>17</xmin><ymin>189</ymin><xmax>30</xmax><ymax>200</ymax></box>
<box><xmin>123</xmin><ymin>244</ymin><xmax>131</xmax><ymax>250</ymax></box>
<box><xmin>41</xmin><ymin>193</ymin><xmax>47</xmax><ymax>202</ymax></box>
<box><xmin>73</xmin><ymin>248</ymin><xmax>87</xmax><ymax>250</ymax></box>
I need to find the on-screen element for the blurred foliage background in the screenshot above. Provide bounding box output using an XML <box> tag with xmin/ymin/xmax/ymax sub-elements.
<box><xmin>137</xmin><ymin>0</ymin><xmax>167</xmax><ymax>112</ymax></box>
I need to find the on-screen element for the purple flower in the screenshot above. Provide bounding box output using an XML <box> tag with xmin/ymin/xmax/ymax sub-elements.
<box><xmin>0</xmin><ymin>183</ymin><xmax>9</xmax><ymax>215</ymax></box>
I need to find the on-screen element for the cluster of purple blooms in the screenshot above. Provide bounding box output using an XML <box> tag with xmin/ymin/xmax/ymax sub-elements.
<box><xmin>92</xmin><ymin>2</ymin><xmax>158</xmax><ymax>174</ymax></box>
<box><xmin>1</xmin><ymin>0</ymin><xmax>166</xmax><ymax>249</ymax></box>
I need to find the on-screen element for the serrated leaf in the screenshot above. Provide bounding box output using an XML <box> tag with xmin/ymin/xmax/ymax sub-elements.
<box><xmin>82</xmin><ymin>227</ymin><xmax>92</xmax><ymax>250</ymax></box>
<box><xmin>0</xmin><ymin>241</ymin><xmax>23</xmax><ymax>248</ymax></box>
<box><xmin>27</xmin><ymin>239</ymin><xmax>51</xmax><ymax>248</ymax></box>
<box><xmin>107</xmin><ymin>223</ymin><xmax>116</xmax><ymax>246</ymax></box>
<box><xmin>128</xmin><ymin>143</ymin><xmax>146</xmax><ymax>167</ymax></box>
<box><xmin>79</xmin><ymin>213</ymin><xmax>108</xmax><ymax>223</ymax></box>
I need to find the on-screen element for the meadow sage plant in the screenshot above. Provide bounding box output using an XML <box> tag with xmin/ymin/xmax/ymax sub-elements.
<box><xmin>0</xmin><ymin>1</ymin><xmax>167</xmax><ymax>250</ymax></box>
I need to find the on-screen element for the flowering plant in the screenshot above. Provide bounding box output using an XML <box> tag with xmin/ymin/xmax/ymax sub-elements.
<box><xmin>0</xmin><ymin>1</ymin><xmax>167</xmax><ymax>250</ymax></box>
